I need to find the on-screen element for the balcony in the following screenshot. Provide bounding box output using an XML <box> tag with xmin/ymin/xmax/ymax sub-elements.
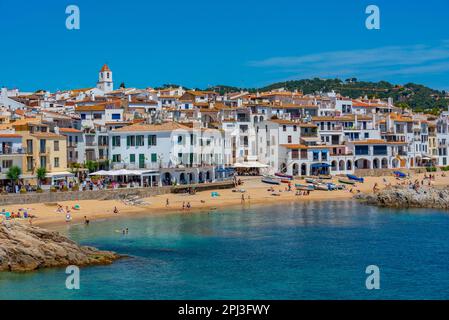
<box><xmin>0</xmin><ymin>147</ymin><xmax>25</xmax><ymax>155</ymax></box>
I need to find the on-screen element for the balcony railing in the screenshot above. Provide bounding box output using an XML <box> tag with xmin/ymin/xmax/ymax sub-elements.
<box><xmin>0</xmin><ymin>147</ymin><xmax>25</xmax><ymax>155</ymax></box>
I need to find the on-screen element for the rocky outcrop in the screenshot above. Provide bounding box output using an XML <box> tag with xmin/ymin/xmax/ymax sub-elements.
<box><xmin>0</xmin><ymin>222</ymin><xmax>120</xmax><ymax>272</ymax></box>
<box><xmin>355</xmin><ymin>185</ymin><xmax>449</xmax><ymax>209</ymax></box>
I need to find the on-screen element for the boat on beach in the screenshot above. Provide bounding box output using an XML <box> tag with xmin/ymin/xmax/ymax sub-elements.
<box><xmin>314</xmin><ymin>184</ymin><xmax>329</xmax><ymax>191</ymax></box>
<box><xmin>346</xmin><ymin>174</ymin><xmax>364</xmax><ymax>183</ymax></box>
<box><xmin>295</xmin><ymin>183</ymin><xmax>315</xmax><ymax>191</ymax></box>
<box><xmin>305</xmin><ymin>178</ymin><xmax>323</xmax><ymax>184</ymax></box>
<box><xmin>318</xmin><ymin>175</ymin><xmax>332</xmax><ymax>180</ymax></box>
<box><xmin>262</xmin><ymin>176</ymin><xmax>281</xmax><ymax>185</ymax></box>
<box><xmin>338</xmin><ymin>178</ymin><xmax>356</xmax><ymax>185</ymax></box>
<box><xmin>275</xmin><ymin>173</ymin><xmax>294</xmax><ymax>180</ymax></box>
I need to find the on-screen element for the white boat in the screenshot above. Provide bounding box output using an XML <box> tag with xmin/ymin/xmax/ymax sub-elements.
<box><xmin>261</xmin><ymin>176</ymin><xmax>281</xmax><ymax>185</ymax></box>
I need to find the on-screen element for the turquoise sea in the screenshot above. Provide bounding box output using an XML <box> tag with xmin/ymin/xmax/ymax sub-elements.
<box><xmin>1</xmin><ymin>200</ymin><xmax>449</xmax><ymax>300</ymax></box>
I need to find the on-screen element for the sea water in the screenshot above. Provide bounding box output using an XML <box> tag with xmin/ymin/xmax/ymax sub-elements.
<box><xmin>1</xmin><ymin>200</ymin><xmax>449</xmax><ymax>300</ymax></box>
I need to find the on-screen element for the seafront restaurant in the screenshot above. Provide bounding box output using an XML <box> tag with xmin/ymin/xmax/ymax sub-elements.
<box><xmin>233</xmin><ymin>161</ymin><xmax>269</xmax><ymax>176</ymax></box>
<box><xmin>89</xmin><ymin>169</ymin><xmax>160</xmax><ymax>187</ymax></box>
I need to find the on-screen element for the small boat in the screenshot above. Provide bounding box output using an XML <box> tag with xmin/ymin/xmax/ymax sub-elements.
<box><xmin>393</xmin><ymin>171</ymin><xmax>407</xmax><ymax>178</ymax></box>
<box><xmin>319</xmin><ymin>175</ymin><xmax>332</xmax><ymax>180</ymax></box>
<box><xmin>280</xmin><ymin>179</ymin><xmax>291</xmax><ymax>184</ymax></box>
<box><xmin>346</xmin><ymin>174</ymin><xmax>364</xmax><ymax>183</ymax></box>
<box><xmin>314</xmin><ymin>184</ymin><xmax>329</xmax><ymax>191</ymax></box>
<box><xmin>326</xmin><ymin>183</ymin><xmax>337</xmax><ymax>191</ymax></box>
<box><xmin>275</xmin><ymin>173</ymin><xmax>294</xmax><ymax>180</ymax></box>
<box><xmin>262</xmin><ymin>176</ymin><xmax>281</xmax><ymax>185</ymax></box>
<box><xmin>295</xmin><ymin>183</ymin><xmax>314</xmax><ymax>191</ymax></box>
<box><xmin>336</xmin><ymin>184</ymin><xmax>346</xmax><ymax>190</ymax></box>
<box><xmin>305</xmin><ymin>178</ymin><xmax>323</xmax><ymax>184</ymax></box>
<box><xmin>338</xmin><ymin>178</ymin><xmax>356</xmax><ymax>185</ymax></box>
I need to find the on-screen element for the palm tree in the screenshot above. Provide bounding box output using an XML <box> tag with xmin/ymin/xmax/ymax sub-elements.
<box><xmin>6</xmin><ymin>166</ymin><xmax>21</xmax><ymax>191</ymax></box>
<box><xmin>36</xmin><ymin>167</ymin><xmax>47</xmax><ymax>186</ymax></box>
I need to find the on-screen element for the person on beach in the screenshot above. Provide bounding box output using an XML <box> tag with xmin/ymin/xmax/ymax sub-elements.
<box><xmin>84</xmin><ymin>216</ymin><xmax>90</xmax><ymax>225</ymax></box>
<box><xmin>166</xmin><ymin>198</ymin><xmax>169</xmax><ymax>207</ymax></box>
<box><xmin>186</xmin><ymin>202</ymin><xmax>191</xmax><ymax>210</ymax></box>
<box><xmin>241</xmin><ymin>194</ymin><xmax>245</xmax><ymax>203</ymax></box>
<box><xmin>113</xmin><ymin>206</ymin><xmax>119</xmax><ymax>214</ymax></box>
<box><xmin>182</xmin><ymin>202</ymin><xmax>185</xmax><ymax>210</ymax></box>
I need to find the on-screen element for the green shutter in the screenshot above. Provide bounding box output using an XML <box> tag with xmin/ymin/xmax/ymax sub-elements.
<box><xmin>151</xmin><ymin>153</ymin><xmax>157</xmax><ymax>162</ymax></box>
<box><xmin>130</xmin><ymin>154</ymin><xmax>135</xmax><ymax>163</ymax></box>
<box><xmin>139</xmin><ymin>154</ymin><xmax>145</xmax><ymax>168</ymax></box>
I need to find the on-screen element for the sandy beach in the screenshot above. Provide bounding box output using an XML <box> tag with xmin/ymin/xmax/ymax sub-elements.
<box><xmin>2</xmin><ymin>172</ymin><xmax>448</xmax><ymax>229</ymax></box>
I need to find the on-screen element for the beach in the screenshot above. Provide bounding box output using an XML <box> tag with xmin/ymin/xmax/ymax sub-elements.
<box><xmin>3</xmin><ymin>172</ymin><xmax>449</xmax><ymax>228</ymax></box>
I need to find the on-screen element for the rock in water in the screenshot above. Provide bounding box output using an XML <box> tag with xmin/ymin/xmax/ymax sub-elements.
<box><xmin>355</xmin><ymin>185</ymin><xmax>449</xmax><ymax>209</ymax></box>
<box><xmin>0</xmin><ymin>222</ymin><xmax>120</xmax><ymax>272</ymax></box>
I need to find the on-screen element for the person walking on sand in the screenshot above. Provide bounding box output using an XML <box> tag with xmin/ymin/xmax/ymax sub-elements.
<box><xmin>166</xmin><ymin>198</ymin><xmax>169</xmax><ymax>207</ymax></box>
<box><xmin>182</xmin><ymin>201</ymin><xmax>185</xmax><ymax>210</ymax></box>
<box><xmin>84</xmin><ymin>216</ymin><xmax>90</xmax><ymax>225</ymax></box>
<box><xmin>113</xmin><ymin>206</ymin><xmax>119</xmax><ymax>214</ymax></box>
<box><xmin>241</xmin><ymin>194</ymin><xmax>245</xmax><ymax>203</ymax></box>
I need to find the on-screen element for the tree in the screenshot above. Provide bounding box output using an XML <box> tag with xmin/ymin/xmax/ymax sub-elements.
<box><xmin>36</xmin><ymin>167</ymin><xmax>47</xmax><ymax>186</ymax></box>
<box><xmin>85</xmin><ymin>160</ymin><xmax>98</xmax><ymax>173</ymax></box>
<box><xmin>6</xmin><ymin>166</ymin><xmax>21</xmax><ymax>190</ymax></box>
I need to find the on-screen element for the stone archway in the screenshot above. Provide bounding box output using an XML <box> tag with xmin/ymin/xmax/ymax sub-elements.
<box><xmin>373</xmin><ymin>158</ymin><xmax>380</xmax><ymax>169</ymax></box>
<box><xmin>381</xmin><ymin>158</ymin><xmax>388</xmax><ymax>169</ymax></box>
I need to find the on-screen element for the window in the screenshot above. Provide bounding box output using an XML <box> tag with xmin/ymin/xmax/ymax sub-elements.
<box><xmin>112</xmin><ymin>136</ymin><xmax>121</xmax><ymax>147</ymax></box>
<box><xmin>80</xmin><ymin>113</ymin><xmax>86</xmax><ymax>120</ymax></box>
<box><xmin>148</xmin><ymin>135</ymin><xmax>157</xmax><ymax>146</ymax></box>
<box><xmin>130</xmin><ymin>154</ymin><xmax>136</xmax><ymax>163</ymax></box>
<box><xmin>288</xmin><ymin>135</ymin><xmax>292</xmax><ymax>143</ymax></box>
<box><xmin>54</xmin><ymin>140</ymin><xmax>59</xmax><ymax>151</ymax></box>
<box><xmin>139</xmin><ymin>154</ymin><xmax>145</xmax><ymax>168</ymax></box>
<box><xmin>177</xmin><ymin>136</ymin><xmax>183</xmax><ymax>144</ymax></box>
<box><xmin>40</xmin><ymin>140</ymin><xmax>46</xmax><ymax>153</ymax></box>
<box><xmin>40</xmin><ymin>156</ymin><xmax>46</xmax><ymax>168</ymax></box>
<box><xmin>93</xmin><ymin>113</ymin><xmax>102</xmax><ymax>119</ymax></box>
<box><xmin>127</xmin><ymin>136</ymin><xmax>136</xmax><ymax>147</ymax></box>
<box><xmin>151</xmin><ymin>153</ymin><xmax>157</xmax><ymax>163</ymax></box>
<box><xmin>54</xmin><ymin>157</ymin><xmax>60</xmax><ymax>168</ymax></box>
<box><xmin>111</xmin><ymin>113</ymin><xmax>120</xmax><ymax>120</ymax></box>
<box><xmin>112</xmin><ymin>154</ymin><xmax>121</xmax><ymax>163</ymax></box>
<box><xmin>293</xmin><ymin>125</ymin><xmax>297</xmax><ymax>132</ymax></box>
<box><xmin>136</xmin><ymin>135</ymin><xmax>144</xmax><ymax>146</ymax></box>
<box><xmin>2</xmin><ymin>160</ymin><xmax>13</xmax><ymax>169</ymax></box>
<box><xmin>27</xmin><ymin>157</ymin><xmax>33</xmax><ymax>171</ymax></box>
<box><xmin>283</xmin><ymin>125</ymin><xmax>286</xmax><ymax>132</ymax></box>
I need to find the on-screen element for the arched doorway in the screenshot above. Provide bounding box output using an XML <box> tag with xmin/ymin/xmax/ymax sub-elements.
<box><xmin>331</xmin><ymin>160</ymin><xmax>337</xmax><ymax>172</ymax></box>
<box><xmin>292</xmin><ymin>163</ymin><xmax>299</xmax><ymax>176</ymax></box>
<box><xmin>301</xmin><ymin>163</ymin><xmax>307</xmax><ymax>176</ymax></box>
<box><xmin>392</xmin><ymin>158</ymin><xmax>399</xmax><ymax>168</ymax></box>
<box><xmin>381</xmin><ymin>158</ymin><xmax>388</xmax><ymax>169</ymax></box>
<box><xmin>199</xmin><ymin>172</ymin><xmax>204</xmax><ymax>183</ymax></box>
<box><xmin>373</xmin><ymin>158</ymin><xmax>379</xmax><ymax>169</ymax></box>
<box><xmin>355</xmin><ymin>158</ymin><xmax>371</xmax><ymax>169</ymax></box>
<box><xmin>179</xmin><ymin>173</ymin><xmax>186</xmax><ymax>184</ymax></box>
<box><xmin>346</xmin><ymin>160</ymin><xmax>352</xmax><ymax>171</ymax></box>
<box><xmin>163</xmin><ymin>172</ymin><xmax>172</xmax><ymax>186</ymax></box>
<box><xmin>280</xmin><ymin>163</ymin><xmax>287</xmax><ymax>173</ymax></box>
<box><xmin>188</xmin><ymin>172</ymin><xmax>194</xmax><ymax>184</ymax></box>
<box><xmin>206</xmin><ymin>171</ymin><xmax>211</xmax><ymax>181</ymax></box>
<box><xmin>339</xmin><ymin>160</ymin><xmax>345</xmax><ymax>171</ymax></box>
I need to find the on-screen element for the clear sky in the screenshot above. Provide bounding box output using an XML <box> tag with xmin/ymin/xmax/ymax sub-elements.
<box><xmin>1</xmin><ymin>0</ymin><xmax>448</xmax><ymax>91</ymax></box>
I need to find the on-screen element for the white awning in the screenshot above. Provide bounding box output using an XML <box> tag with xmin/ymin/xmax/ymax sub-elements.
<box><xmin>46</xmin><ymin>171</ymin><xmax>75</xmax><ymax>179</ymax></box>
<box><xmin>89</xmin><ymin>169</ymin><xmax>160</xmax><ymax>176</ymax></box>
<box><xmin>233</xmin><ymin>161</ymin><xmax>269</xmax><ymax>168</ymax></box>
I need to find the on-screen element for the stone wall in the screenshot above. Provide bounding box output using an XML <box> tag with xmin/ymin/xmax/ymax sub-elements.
<box><xmin>354</xmin><ymin>168</ymin><xmax>429</xmax><ymax>177</ymax></box>
<box><xmin>0</xmin><ymin>187</ymin><xmax>172</xmax><ymax>206</ymax></box>
<box><xmin>0</xmin><ymin>181</ymin><xmax>236</xmax><ymax>206</ymax></box>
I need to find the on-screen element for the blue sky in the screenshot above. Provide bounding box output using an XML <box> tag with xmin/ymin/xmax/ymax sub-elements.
<box><xmin>1</xmin><ymin>0</ymin><xmax>449</xmax><ymax>91</ymax></box>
